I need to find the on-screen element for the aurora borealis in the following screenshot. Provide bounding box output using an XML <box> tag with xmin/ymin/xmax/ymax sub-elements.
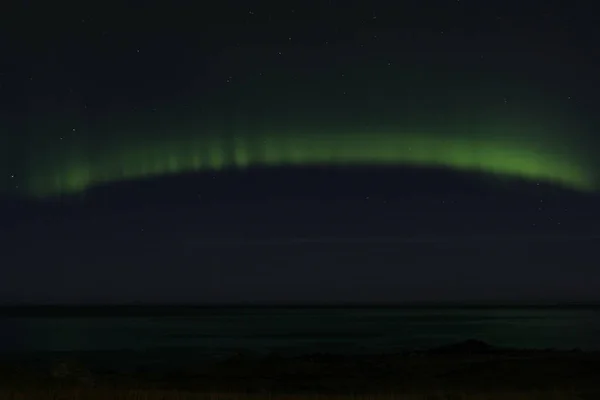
<box><xmin>21</xmin><ymin>121</ymin><xmax>596</xmax><ymax>197</ymax></box>
<box><xmin>5</xmin><ymin>1</ymin><xmax>600</xmax><ymax>199</ymax></box>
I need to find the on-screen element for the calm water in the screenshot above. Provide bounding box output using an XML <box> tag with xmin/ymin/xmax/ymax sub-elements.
<box><xmin>2</xmin><ymin>307</ymin><xmax>600</xmax><ymax>358</ymax></box>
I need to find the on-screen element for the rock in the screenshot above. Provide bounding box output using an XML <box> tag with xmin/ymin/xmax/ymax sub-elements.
<box><xmin>429</xmin><ymin>339</ymin><xmax>496</xmax><ymax>355</ymax></box>
<box><xmin>50</xmin><ymin>359</ymin><xmax>95</xmax><ymax>386</ymax></box>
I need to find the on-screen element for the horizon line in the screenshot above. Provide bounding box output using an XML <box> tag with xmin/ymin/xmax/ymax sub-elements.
<box><xmin>183</xmin><ymin>234</ymin><xmax>600</xmax><ymax>246</ymax></box>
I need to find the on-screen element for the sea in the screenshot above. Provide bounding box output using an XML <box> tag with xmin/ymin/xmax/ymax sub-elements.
<box><xmin>1</xmin><ymin>306</ymin><xmax>600</xmax><ymax>363</ymax></box>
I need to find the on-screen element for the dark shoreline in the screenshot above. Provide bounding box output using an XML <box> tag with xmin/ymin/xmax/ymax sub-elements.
<box><xmin>2</xmin><ymin>303</ymin><xmax>600</xmax><ymax>318</ymax></box>
<box><xmin>2</xmin><ymin>340</ymin><xmax>600</xmax><ymax>394</ymax></box>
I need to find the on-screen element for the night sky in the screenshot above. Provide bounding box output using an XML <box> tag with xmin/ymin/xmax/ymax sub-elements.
<box><xmin>1</xmin><ymin>0</ymin><xmax>600</xmax><ymax>304</ymax></box>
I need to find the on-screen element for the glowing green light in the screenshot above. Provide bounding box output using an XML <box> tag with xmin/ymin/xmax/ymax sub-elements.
<box><xmin>22</xmin><ymin>123</ymin><xmax>596</xmax><ymax>197</ymax></box>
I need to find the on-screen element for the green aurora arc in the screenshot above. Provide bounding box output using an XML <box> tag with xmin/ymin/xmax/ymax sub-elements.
<box><xmin>21</xmin><ymin>117</ymin><xmax>596</xmax><ymax>198</ymax></box>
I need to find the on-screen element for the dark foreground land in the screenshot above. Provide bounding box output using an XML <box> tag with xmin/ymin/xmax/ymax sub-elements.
<box><xmin>1</xmin><ymin>341</ymin><xmax>599</xmax><ymax>399</ymax></box>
